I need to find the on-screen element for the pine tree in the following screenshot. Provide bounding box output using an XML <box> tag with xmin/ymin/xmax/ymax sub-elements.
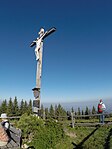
<box><xmin>82</xmin><ymin>110</ymin><xmax>84</xmax><ymax>115</ymax></box>
<box><xmin>78</xmin><ymin>107</ymin><xmax>81</xmax><ymax>115</ymax></box>
<box><xmin>27</xmin><ymin>99</ymin><xmax>32</xmax><ymax>115</ymax></box>
<box><xmin>24</xmin><ymin>100</ymin><xmax>28</xmax><ymax>113</ymax></box>
<box><xmin>92</xmin><ymin>106</ymin><xmax>96</xmax><ymax>114</ymax></box>
<box><xmin>7</xmin><ymin>98</ymin><xmax>13</xmax><ymax>116</ymax></box>
<box><xmin>85</xmin><ymin>106</ymin><xmax>89</xmax><ymax>119</ymax></box>
<box><xmin>40</xmin><ymin>104</ymin><xmax>44</xmax><ymax>118</ymax></box>
<box><xmin>56</xmin><ymin>104</ymin><xmax>67</xmax><ymax>120</ymax></box>
<box><xmin>49</xmin><ymin>104</ymin><xmax>55</xmax><ymax>118</ymax></box>
<box><xmin>75</xmin><ymin>111</ymin><xmax>77</xmax><ymax>115</ymax></box>
<box><xmin>0</xmin><ymin>99</ymin><xmax>7</xmax><ymax>113</ymax></box>
<box><xmin>54</xmin><ymin>104</ymin><xmax>58</xmax><ymax>119</ymax></box>
<box><xmin>71</xmin><ymin>107</ymin><xmax>74</xmax><ymax>113</ymax></box>
<box><xmin>20</xmin><ymin>99</ymin><xmax>24</xmax><ymax>115</ymax></box>
<box><xmin>81</xmin><ymin>109</ymin><xmax>84</xmax><ymax>119</ymax></box>
<box><xmin>13</xmin><ymin>96</ymin><xmax>19</xmax><ymax>116</ymax></box>
<box><xmin>67</xmin><ymin>111</ymin><xmax>71</xmax><ymax>120</ymax></box>
<box><xmin>85</xmin><ymin>106</ymin><xmax>89</xmax><ymax>115</ymax></box>
<box><xmin>45</xmin><ymin>108</ymin><xmax>49</xmax><ymax>119</ymax></box>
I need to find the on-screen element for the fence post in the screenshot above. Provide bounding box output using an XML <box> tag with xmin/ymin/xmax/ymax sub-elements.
<box><xmin>43</xmin><ymin>110</ymin><xmax>45</xmax><ymax>120</ymax></box>
<box><xmin>71</xmin><ymin>112</ymin><xmax>75</xmax><ymax>128</ymax></box>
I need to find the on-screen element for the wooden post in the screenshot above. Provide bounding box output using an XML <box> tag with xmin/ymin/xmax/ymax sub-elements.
<box><xmin>71</xmin><ymin>112</ymin><xmax>75</xmax><ymax>128</ymax></box>
<box><xmin>30</xmin><ymin>27</ymin><xmax>56</xmax><ymax>116</ymax></box>
<box><xmin>36</xmin><ymin>42</ymin><xmax>43</xmax><ymax>89</ymax></box>
<box><xmin>34</xmin><ymin>41</ymin><xmax>43</xmax><ymax>115</ymax></box>
<box><xmin>43</xmin><ymin>110</ymin><xmax>45</xmax><ymax>120</ymax></box>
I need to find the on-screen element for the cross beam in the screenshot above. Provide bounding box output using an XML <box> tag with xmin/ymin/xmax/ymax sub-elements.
<box><xmin>30</xmin><ymin>27</ymin><xmax>56</xmax><ymax>47</ymax></box>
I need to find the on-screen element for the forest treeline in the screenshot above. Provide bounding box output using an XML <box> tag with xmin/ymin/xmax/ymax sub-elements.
<box><xmin>0</xmin><ymin>96</ymin><xmax>97</xmax><ymax>118</ymax></box>
<box><xmin>0</xmin><ymin>97</ymin><xmax>32</xmax><ymax>116</ymax></box>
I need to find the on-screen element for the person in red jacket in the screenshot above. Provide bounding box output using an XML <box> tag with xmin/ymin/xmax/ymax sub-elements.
<box><xmin>98</xmin><ymin>99</ymin><xmax>106</xmax><ymax>124</ymax></box>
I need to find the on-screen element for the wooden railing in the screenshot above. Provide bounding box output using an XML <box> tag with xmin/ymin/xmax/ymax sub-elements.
<box><xmin>0</xmin><ymin>113</ymin><xmax>112</xmax><ymax>128</ymax></box>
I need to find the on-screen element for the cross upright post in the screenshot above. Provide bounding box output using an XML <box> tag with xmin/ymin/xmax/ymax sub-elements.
<box><xmin>30</xmin><ymin>27</ymin><xmax>56</xmax><ymax>116</ymax></box>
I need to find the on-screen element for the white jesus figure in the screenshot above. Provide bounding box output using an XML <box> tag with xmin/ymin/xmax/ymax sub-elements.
<box><xmin>34</xmin><ymin>28</ymin><xmax>45</xmax><ymax>61</ymax></box>
<box><xmin>34</xmin><ymin>38</ymin><xmax>42</xmax><ymax>61</ymax></box>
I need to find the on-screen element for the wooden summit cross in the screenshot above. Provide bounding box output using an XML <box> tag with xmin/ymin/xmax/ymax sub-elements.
<box><xmin>30</xmin><ymin>27</ymin><xmax>56</xmax><ymax>115</ymax></box>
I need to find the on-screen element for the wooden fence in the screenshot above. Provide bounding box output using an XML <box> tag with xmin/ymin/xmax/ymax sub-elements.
<box><xmin>0</xmin><ymin>113</ymin><xmax>112</xmax><ymax>128</ymax></box>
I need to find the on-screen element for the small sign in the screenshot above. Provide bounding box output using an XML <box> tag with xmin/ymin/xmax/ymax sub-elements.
<box><xmin>33</xmin><ymin>99</ymin><xmax>40</xmax><ymax>108</ymax></box>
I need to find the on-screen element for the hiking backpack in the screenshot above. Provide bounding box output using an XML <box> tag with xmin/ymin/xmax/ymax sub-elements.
<box><xmin>98</xmin><ymin>103</ymin><xmax>103</xmax><ymax>113</ymax></box>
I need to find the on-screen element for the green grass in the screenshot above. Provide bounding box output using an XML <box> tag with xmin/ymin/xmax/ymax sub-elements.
<box><xmin>12</xmin><ymin>116</ymin><xmax>112</xmax><ymax>149</ymax></box>
<box><xmin>55</xmin><ymin>124</ymin><xmax>112</xmax><ymax>149</ymax></box>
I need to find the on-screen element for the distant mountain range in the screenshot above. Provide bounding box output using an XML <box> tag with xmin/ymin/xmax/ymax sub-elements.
<box><xmin>42</xmin><ymin>99</ymin><xmax>112</xmax><ymax>113</ymax></box>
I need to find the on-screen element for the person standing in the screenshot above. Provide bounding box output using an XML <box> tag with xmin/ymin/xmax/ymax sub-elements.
<box><xmin>0</xmin><ymin>113</ymin><xmax>10</xmax><ymax>146</ymax></box>
<box><xmin>98</xmin><ymin>99</ymin><xmax>106</xmax><ymax>124</ymax></box>
<box><xmin>1</xmin><ymin>113</ymin><xmax>10</xmax><ymax>130</ymax></box>
<box><xmin>0</xmin><ymin>113</ymin><xmax>22</xmax><ymax>147</ymax></box>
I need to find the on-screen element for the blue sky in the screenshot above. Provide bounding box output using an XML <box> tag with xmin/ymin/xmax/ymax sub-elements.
<box><xmin>0</xmin><ymin>0</ymin><xmax>112</xmax><ymax>103</ymax></box>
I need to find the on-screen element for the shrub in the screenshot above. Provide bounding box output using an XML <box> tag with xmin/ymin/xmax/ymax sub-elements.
<box><xmin>30</xmin><ymin>120</ymin><xmax>65</xmax><ymax>149</ymax></box>
<box><xmin>17</xmin><ymin>113</ymin><xmax>44</xmax><ymax>139</ymax></box>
